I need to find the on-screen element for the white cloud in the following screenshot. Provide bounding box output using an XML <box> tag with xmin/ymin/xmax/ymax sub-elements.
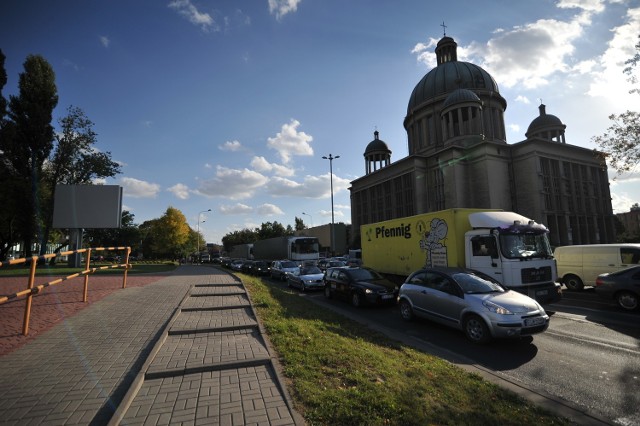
<box><xmin>219</xmin><ymin>140</ymin><xmax>242</xmax><ymax>151</ymax></box>
<box><xmin>167</xmin><ymin>183</ymin><xmax>190</xmax><ymax>200</ymax></box>
<box><xmin>196</xmin><ymin>166</ymin><xmax>268</xmax><ymax>199</ymax></box>
<box><xmin>250</xmin><ymin>156</ymin><xmax>295</xmax><ymax>176</ymax></box>
<box><xmin>267</xmin><ymin>173</ymin><xmax>350</xmax><ymax>198</ymax></box>
<box><xmin>515</xmin><ymin>95</ymin><xmax>530</xmax><ymax>104</ymax></box>
<box><xmin>168</xmin><ymin>0</ymin><xmax>217</xmax><ymax>31</ymax></box>
<box><xmin>256</xmin><ymin>203</ymin><xmax>284</xmax><ymax>215</ymax></box>
<box><xmin>120</xmin><ymin>177</ymin><xmax>161</xmax><ymax>198</ymax></box>
<box><xmin>268</xmin><ymin>0</ymin><xmax>301</xmax><ymax>20</ymax></box>
<box><xmin>267</xmin><ymin>119</ymin><xmax>314</xmax><ymax>164</ymax></box>
<box><xmin>319</xmin><ymin>209</ymin><xmax>345</xmax><ymax>218</ymax></box>
<box><xmin>99</xmin><ymin>36</ymin><xmax>110</xmax><ymax>48</ymax></box>
<box><xmin>219</xmin><ymin>203</ymin><xmax>253</xmax><ymax>215</ymax></box>
<box><xmin>585</xmin><ymin>7</ymin><xmax>640</xmax><ymax>110</ymax></box>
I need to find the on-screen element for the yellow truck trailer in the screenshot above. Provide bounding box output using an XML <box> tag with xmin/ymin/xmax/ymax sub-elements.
<box><xmin>361</xmin><ymin>208</ymin><xmax>561</xmax><ymax>304</ymax></box>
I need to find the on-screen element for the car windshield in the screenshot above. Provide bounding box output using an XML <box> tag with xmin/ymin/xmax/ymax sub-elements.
<box><xmin>452</xmin><ymin>272</ymin><xmax>504</xmax><ymax>294</ymax></box>
<box><xmin>281</xmin><ymin>261</ymin><xmax>297</xmax><ymax>268</ymax></box>
<box><xmin>500</xmin><ymin>232</ymin><xmax>553</xmax><ymax>260</ymax></box>
<box><xmin>348</xmin><ymin>268</ymin><xmax>382</xmax><ymax>281</ymax></box>
<box><xmin>301</xmin><ymin>266</ymin><xmax>322</xmax><ymax>275</ymax></box>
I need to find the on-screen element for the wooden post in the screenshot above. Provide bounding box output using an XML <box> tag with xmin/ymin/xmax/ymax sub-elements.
<box><xmin>122</xmin><ymin>247</ymin><xmax>130</xmax><ymax>288</ymax></box>
<box><xmin>83</xmin><ymin>249</ymin><xmax>91</xmax><ymax>302</ymax></box>
<box><xmin>22</xmin><ymin>257</ymin><xmax>38</xmax><ymax>336</ymax></box>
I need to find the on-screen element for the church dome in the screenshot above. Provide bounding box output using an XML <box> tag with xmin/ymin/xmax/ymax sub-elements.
<box><xmin>526</xmin><ymin>104</ymin><xmax>564</xmax><ymax>136</ymax></box>
<box><xmin>407</xmin><ymin>36</ymin><xmax>501</xmax><ymax>115</ymax></box>
<box><xmin>442</xmin><ymin>88</ymin><xmax>481</xmax><ymax>109</ymax></box>
<box><xmin>365</xmin><ymin>130</ymin><xmax>391</xmax><ymax>154</ymax></box>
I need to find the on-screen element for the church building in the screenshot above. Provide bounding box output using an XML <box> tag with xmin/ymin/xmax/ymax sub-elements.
<box><xmin>349</xmin><ymin>35</ymin><xmax>616</xmax><ymax>247</ymax></box>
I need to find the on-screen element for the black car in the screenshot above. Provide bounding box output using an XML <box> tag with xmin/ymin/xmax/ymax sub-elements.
<box><xmin>251</xmin><ymin>260</ymin><xmax>271</xmax><ymax>276</ymax></box>
<box><xmin>594</xmin><ymin>265</ymin><xmax>640</xmax><ymax>311</ymax></box>
<box><xmin>323</xmin><ymin>266</ymin><xmax>398</xmax><ymax>307</ymax></box>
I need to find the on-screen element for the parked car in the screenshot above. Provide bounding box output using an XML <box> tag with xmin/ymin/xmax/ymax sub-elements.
<box><xmin>270</xmin><ymin>260</ymin><xmax>299</xmax><ymax>281</ymax></box>
<box><xmin>241</xmin><ymin>260</ymin><xmax>255</xmax><ymax>274</ymax></box>
<box><xmin>317</xmin><ymin>259</ymin><xmax>346</xmax><ymax>271</ymax></box>
<box><xmin>323</xmin><ymin>266</ymin><xmax>398</xmax><ymax>307</ymax></box>
<box><xmin>594</xmin><ymin>265</ymin><xmax>640</xmax><ymax>311</ymax></box>
<box><xmin>252</xmin><ymin>260</ymin><xmax>271</xmax><ymax>276</ymax></box>
<box><xmin>230</xmin><ymin>259</ymin><xmax>245</xmax><ymax>271</ymax></box>
<box><xmin>287</xmin><ymin>266</ymin><xmax>325</xmax><ymax>291</ymax></box>
<box><xmin>398</xmin><ymin>267</ymin><xmax>549</xmax><ymax>344</ymax></box>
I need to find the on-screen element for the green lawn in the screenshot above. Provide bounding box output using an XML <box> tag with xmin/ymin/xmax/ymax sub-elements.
<box><xmin>0</xmin><ymin>261</ymin><xmax>178</xmax><ymax>277</ymax></box>
<box><xmin>241</xmin><ymin>273</ymin><xmax>568</xmax><ymax>426</ymax></box>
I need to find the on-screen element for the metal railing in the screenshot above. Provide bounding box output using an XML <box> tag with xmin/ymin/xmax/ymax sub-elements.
<box><xmin>0</xmin><ymin>246</ymin><xmax>131</xmax><ymax>336</ymax></box>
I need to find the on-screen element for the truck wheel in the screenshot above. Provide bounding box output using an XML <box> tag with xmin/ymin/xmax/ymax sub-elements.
<box><xmin>463</xmin><ymin>314</ymin><xmax>491</xmax><ymax>344</ymax></box>
<box><xmin>563</xmin><ymin>274</ymin><xmax>584</xmax><ymax>291</ymax></box>
<box><xmin>351</xmin><ymin>292</ymin><xmax>362</xmax><ymax>308</ymax></box>
<box><xmin>616</xmin><ymin>291</ymin><xmax>639</xmax><ymax>311</ymax></box>
<box><xmin>399</xmin><ymin>299</ymin><xmax>413</xmax><ymax>321</ymax></box>
<box><xmin>324</xmin><ymin>286</ymin><xmax>332</xmax><ymax>299</ymax></box>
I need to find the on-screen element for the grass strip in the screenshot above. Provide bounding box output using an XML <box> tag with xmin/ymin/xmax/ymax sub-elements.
<box><xmin>0</xmin><ymin>262</ymin><xmax>178</xmax><ymax>276</ymax></box>
<box><xmin>243</xmin><ymin>274</ymin><xmax>568</xmax><ymax>426</ymax></box>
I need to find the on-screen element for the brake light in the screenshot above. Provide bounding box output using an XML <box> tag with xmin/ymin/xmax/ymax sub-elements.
<box><xmin>595</xmin><ymin>278</ymin><xmax>604</xmax><ymax>287</ymax></box>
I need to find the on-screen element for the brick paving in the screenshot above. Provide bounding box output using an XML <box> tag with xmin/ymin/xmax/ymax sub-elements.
<box><xmin>0</xmin><ymin>266</ymin><xmax>302</xmax><ymax>425</ymax></box>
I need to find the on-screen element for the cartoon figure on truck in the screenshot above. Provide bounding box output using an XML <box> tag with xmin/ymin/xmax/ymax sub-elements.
<box><xmin>361</xmin><ymin>208</ymin><xmax>561</xmax><ymax>304</ymax></box>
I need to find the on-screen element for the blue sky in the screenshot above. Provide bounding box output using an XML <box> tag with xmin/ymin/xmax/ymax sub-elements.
<box><xmin>1</xmin><ymin>0</ymin><xmax>638</xmax><ymax>245</ymax></box>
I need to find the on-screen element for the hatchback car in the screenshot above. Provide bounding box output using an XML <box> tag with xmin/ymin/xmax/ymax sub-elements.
<box><xmin>287</xmin><ymin>266</ymin><xmax>325</xmax><ymax>291</ymax></box>
<box><xmin>270</xmin><ymin>260</ymin><xmax>299</xmax><ymax>281</ymax></box>
<box><xmin>324</xmin><ymin>267</ymin><xmax>398</xmax><ymax>307</ymax></box>
<box><xmin>398</xmin><ymin>267</ymin><xmax>549</xmax><ymax>343</ymax></box>
<box><xmin>317</xmin><ymin>259</ymin><xmax>346</xmax><ymax>271</ymax></box>
<box><xmin>594</xmin><ymin>265</ymin><xmax>640</xmax><ymax>311</ymax></box>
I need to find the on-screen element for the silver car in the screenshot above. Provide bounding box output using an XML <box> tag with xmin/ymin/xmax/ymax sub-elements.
<box><xmin>287</xmin><ymin>266</ymin><xmax>325</xmax><ymax>291</ymax></box>
<box><xmin>398</xmin><ymin>267</ymin><xmax>549</xmax><ymax>343</ymax></box>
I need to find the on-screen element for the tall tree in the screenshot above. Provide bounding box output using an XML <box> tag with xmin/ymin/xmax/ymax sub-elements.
<box><xmin>294</xmin><ymin>216</ymin><xmax>305</xmax><ymax>231</ymax></box>
<box><xmin>40</xmin><ymin>105</ymin><xmax>121</xmax><ymax>254</ymax></box>
<box><xmin>150</xmin><ymin>207</ymin><xmax>191</xmax><ymax>259</ymax></box>
<box><xmin>3</xmin><ymin>55</ymin><xmax>58</xmax><ymax>256</ymax></box>
<box><xmin>593</xmin><ymin>34</ymin><xmax>640</xmax><ymax>175</ymax></box>
<box><xmin>0</xmin><ymin>49</ymin><xmax>18</xmax><ymax>260</ymax></box>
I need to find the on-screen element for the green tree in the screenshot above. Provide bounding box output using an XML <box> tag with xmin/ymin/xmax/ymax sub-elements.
<box><xmin>294</xmin><ymin>216</ymin><xmax>305</xmax><ymax>231</ymax></box>
<box><xmin>593</xmin><ymin>34</ymin><xmax>640</xmax><ymax>174</ymax></box>
<box><xmin>84</xmin><ymin>210</ymin><xmax>141</xmax><ymax>252</ymax></box>
<box><xmin>2</xmin><ymin>54</ymin><xmax>58</xmax><ymax>257</ymax></box>
<box><xmin>256</xmin><ymin>221</ymin><xmax>293</xmax><ymax>240</ymax></box>
<box><xmin>150</xmin><ymin>207</ymin><xmax>191</xmax><ymax>259</ymax></box>
<box><xmin>40</xmin><ymin>106</ymin><xmax>121</xmax><ymax>254</ymax></box>
<box><xmin>221</xmin><ymin>228</ymin><xmax>257</xmax><ymax>254</ymax></box>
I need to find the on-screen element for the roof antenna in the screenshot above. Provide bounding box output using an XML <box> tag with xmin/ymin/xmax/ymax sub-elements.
<box><xmin>441</xmin><ymin>21</ymin><xmax>447</xmax><ymax>36</ymax></box>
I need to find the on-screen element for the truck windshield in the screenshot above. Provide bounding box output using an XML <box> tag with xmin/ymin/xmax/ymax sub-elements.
<box><xmin>499</xmin><ymin>232</ymin><xmax>553</xmax><ymax>260</ymax></box>
<box><xmin>292</xmin><ymin>238</ymin><xmax>319</xmax><ymax>255</ymax></box>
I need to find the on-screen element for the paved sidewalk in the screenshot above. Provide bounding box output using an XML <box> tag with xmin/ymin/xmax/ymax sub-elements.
<box><xmin>0</xmin><ymin>266</ymin><xmax>302</xmax><ymax>425</ymax></box>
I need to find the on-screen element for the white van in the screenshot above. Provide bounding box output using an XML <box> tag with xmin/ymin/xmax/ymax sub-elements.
<box><xmin>554</xmin><ymin>244</ymin><xmax>640</xmax><ymax>290</ymax></box>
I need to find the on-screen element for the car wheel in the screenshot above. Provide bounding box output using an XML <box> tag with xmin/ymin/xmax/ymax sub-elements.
<box><xmin>324</xmin><ymin>285</ymin><xmax>332</xmax><ymax>299</ymax></box>
<box><xmin>463</xmin><ymin>314</ymin><xmax>491</xmax><ymax>344</ymax></box>
<box><xmin>563</xmin><ymin>274</ymin><xmax>584</xmax><ymax>291</ymax></box>
<box><xmin>351</xmin><ymin>292</ymin><xmax>362</xmax><ymax>308</ymax></box>
<box><xmin>399</xmin><ymin>299</ymin><xmax>413</xmax><ymax>321</ymax></box>
<box><xmin>616</xmin><ymin>291</ymin><xmax>639</xmax><ymax>311</ymax></box>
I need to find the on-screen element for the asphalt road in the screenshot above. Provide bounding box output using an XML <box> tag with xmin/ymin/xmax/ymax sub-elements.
<box><xmin>270</xmin><ymin>277</ymin><xmax>640</xmax><ymax>426</ymax></box>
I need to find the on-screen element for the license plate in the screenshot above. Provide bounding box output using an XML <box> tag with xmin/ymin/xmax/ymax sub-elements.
<box><xmin>524</xmin><ymin>317</ymin><xmax>545</xmax><ymax>327</ymax></box>
<box><xmin>382</xmin><ymin>294</ymin><xmax>394</xmax><ymax>299</ymax></box>
<box><xmin>536</xmin><ymin>290</ymin><xmax>548</xmax><ymax>296</ymax></box>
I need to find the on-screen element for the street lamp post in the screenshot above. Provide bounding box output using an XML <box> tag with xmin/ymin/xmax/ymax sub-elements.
<box><xmin>197</xmin><ymin>209</ymin><xmax>211</xmax><ymax>259</ymax></box>
<box><xmin>322</xmin><ymin>154</ymin><xmax>339</xmax><ymax>256</ymax></box>
<box><xmin>302</xmin><ymin>211</ymin><xmax>313</xmax><ymax>227</ymax></box>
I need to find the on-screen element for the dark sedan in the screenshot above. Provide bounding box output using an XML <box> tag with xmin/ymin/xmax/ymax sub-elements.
<box><xmin>323</xmin><ymin>266</ymin><xmax>398</xmax><ymax>307</ymax></box>
<box><xmin>595</xmin><ymin>265</ymin><xmax>640</xmax><ymax>311</ymax></box>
